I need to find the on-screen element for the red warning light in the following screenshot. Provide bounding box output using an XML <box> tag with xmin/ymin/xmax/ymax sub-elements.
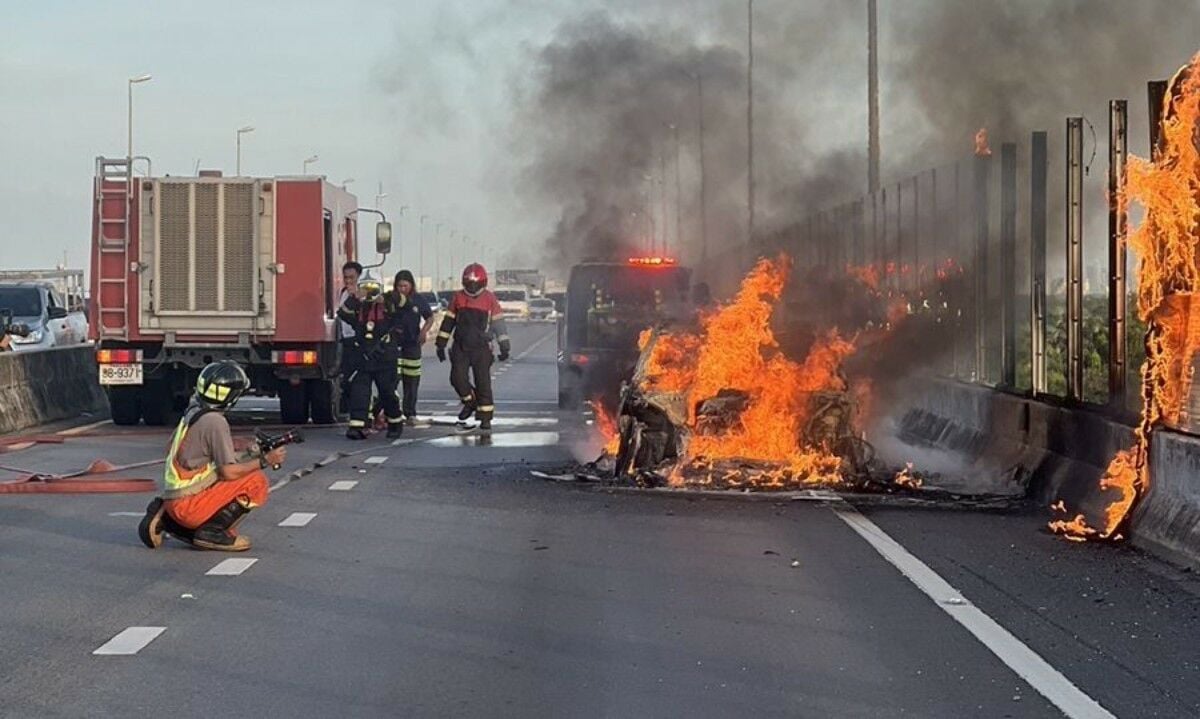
<box><xmin>627</xmin><ymin>256</ymin><xmax>677</xmax><ymax>266</ymax></box>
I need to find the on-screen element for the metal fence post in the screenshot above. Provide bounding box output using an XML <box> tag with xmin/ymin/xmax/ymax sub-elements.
<box><xmin>1108</xmin><ymin>100</ymin><xmax>1128</xmax><ymax>407</ymax></box>
<box><xmin>1066</xmin><ymin>117</ymin><xmax>1085</xmax><ymax>402</ymax></box>
<box><xmin>974</xmin><ymin>152</ymin><xmax>991</xmax><ymax>383</ymax></box>
<box><xmin>1031</xmin><ymin>132</ymin><xmax>1048</xmax><ymax>396</ymax></box>
<box><xmin>1000</xmin><ymin>142</ymin><xmax>1017</xmax><ymax>388</ymax></box>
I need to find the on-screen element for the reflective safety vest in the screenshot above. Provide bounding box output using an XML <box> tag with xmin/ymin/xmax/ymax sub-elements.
<box><xmin>162</xmin><ymin>410</ymin><xmax>219</xmax><ymax>500</ymax></box>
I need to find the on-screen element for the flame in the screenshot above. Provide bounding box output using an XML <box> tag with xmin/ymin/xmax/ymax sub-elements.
<box><xmin>590</xmin><ymin>399</ymin><xmax>621</xmax><ymax>455</ymax></box>
<box><xmin>638</xmin><ymin>256</ymin><xmax>850</xmax><ymax>484</ymax></box>
<box><xmin>974</xmin><ymin>127</ymin><xmax>992</xmax><ymax>157</ymax></box>
<box><xmin>894</xmin><ymin>462</ymin><xmax>922</xmax><ymax>489</ymax></box>
<box><xmin>1051</xmin><ymin>55</ymin><xmax>1200</xmax><ymax>541</ymax></box>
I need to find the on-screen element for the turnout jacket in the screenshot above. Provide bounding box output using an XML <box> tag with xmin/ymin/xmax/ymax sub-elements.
<box><xmin>436</xmin><ymin>290</ymin><xmax>510</xmax><ymax>354</ymax></box>
<box><xmin>337</xmin><ymin>292</ymin><xmax>406</xmax><ymax>360</ymax></box>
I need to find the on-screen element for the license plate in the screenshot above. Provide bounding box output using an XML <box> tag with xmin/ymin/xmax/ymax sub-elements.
<box><xmin>99</xmin><ymin>363</ymin><xmax>143</xmax><ymax>385</ymax></box>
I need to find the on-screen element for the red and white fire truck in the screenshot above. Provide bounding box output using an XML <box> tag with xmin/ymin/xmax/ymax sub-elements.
<box><xmin>89</xmin><ymin>157</ymin><xmax>391</xmax><ymax>426</ymax></box>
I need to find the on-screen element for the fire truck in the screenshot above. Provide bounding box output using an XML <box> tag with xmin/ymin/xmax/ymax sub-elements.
<box><xmin>89</xmin><ymin>157</ymin><xmax>391</xmax><ymax>426</ymax></box>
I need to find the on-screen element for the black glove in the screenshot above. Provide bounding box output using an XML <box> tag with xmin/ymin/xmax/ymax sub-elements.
<box><xmin>436</xmin><ymin>346</ymin><xmax>446</xmax><ymax>363</ymax></box>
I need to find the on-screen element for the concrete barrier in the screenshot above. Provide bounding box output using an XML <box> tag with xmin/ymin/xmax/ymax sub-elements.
<box><xmin>0</xmin><ymin>347</ymin><xmax>107</xmax><ymax>435</ymax></box>
<box><xmin>1133</xmin><ymin>431</ymin><xmax>1200</xmax><ymax>568</ymax></box>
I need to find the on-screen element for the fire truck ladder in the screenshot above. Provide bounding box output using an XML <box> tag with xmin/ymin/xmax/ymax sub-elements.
<box><xmin>94</xmin><ymin>157</ymin><xmax>135</xmax><ymax>340</ymax></box>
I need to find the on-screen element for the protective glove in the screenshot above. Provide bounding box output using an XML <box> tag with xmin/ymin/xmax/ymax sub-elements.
<box><xmin>436</xmin><ymin>346</ymin><xmax>447</xmax><ymax>363</ymax></box>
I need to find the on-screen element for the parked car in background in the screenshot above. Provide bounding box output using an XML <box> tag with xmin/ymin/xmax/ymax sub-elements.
<box><xmin>417</xmin><ymin>291</ymin><xmax>446</xmax><ymax>344</ymax></box>
<box><xmin>0</xmin><ymin>282</ymin><xmax>88</xmax><ymax>351</ymax></box>
<box><xmin>528</xmin><ymin>297</ymin><xmax>556</xmax><ymax>321</ymax></box>
<box><xmin>494</xmin><ymin>285</ymin><xmax>530</xmax><ymax>320</ymax></box>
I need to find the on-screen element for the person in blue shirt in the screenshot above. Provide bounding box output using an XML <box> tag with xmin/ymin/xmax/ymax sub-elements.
<box><xmin>392</xmin><ymin>270</ymin><xmax>435</xmax><ymax>425</ymax></box>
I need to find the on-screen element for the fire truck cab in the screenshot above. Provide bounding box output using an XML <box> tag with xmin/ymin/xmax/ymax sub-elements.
<box><xmin>89</xmin><ymin>157</ymin><xmax>391</xmax><ymax>426</ymax></box>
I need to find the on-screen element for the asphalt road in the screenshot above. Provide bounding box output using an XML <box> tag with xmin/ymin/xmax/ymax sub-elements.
<box><xmin>1</xmin><ymin>322</ymin><xmax>1198</xmax><ymax>718</ymax></box>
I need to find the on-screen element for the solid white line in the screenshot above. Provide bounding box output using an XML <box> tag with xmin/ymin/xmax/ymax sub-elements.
<box><xmin>328</xmin><ymin>480</ymin><xmax>358</xmax><ymax>491</ymax></box>
<box><xmin>205</xmin><ymin>558</ymin><xmax>258</xmax><ymax>576</ymax></box>
<box><xmin>278</xmin><ymin>512</ymin><xmax>317</xmax><ymax>527</ymax></box>
<box><xmin>832</xmin><ymin>505</ymin><xmax>1115</xmax><ymax>719</ymax></box>
<box><xmin>93</xmin><ymin>626</ymin><xmax>166</xmax><ymax>655</ymax></box>
<box><xmin>59</xmin><ymin>419</ymin><xmax>113</xmax><ymax>436</ymax></box>
<box><xmin>107</xmin><ymin>511</ymin><xmax>144</xmax><ymax>517</ymax></box>
<box><xmin>363</xmin><ymin>456</ymin><xmax>389</xmax><ymax>465</ymax></box>
<box><xmin>512</xmin><ymin>330</ymin><xmax>553</xmax><ymax>362</ymax></box>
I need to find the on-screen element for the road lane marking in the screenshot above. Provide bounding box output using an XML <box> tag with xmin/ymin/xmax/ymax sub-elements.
<box><xmin>60</xmin><ymin>419</ymin><xmax>113</xmax><ymax>436</ymax></box>
<box><xmin>392</xmin><ymin>438</ymin><xmax>418</xmax><ymax>446</ymax></box>
<box><xmin>328</xmin><ymin>480</ymin><xmax>358</xmax><ymax>491</ymax></box>
<box><xmin>205</xmin><ymin>558</ymin><xmax>258</xmax><ymax>576</ymax></box>
<box><xmin>833</xmin><ymin>505</ymin><xmax>1115</xmax><ymax>719</ymax></box>
<box><xmin>93</xmin><ymin>626</ymin><xmax>165</xmax><ymax>655</ymax></box>
<box><xmin>363</xmin><ymin>456</ymin><xmax>389</xmax><ymax>465</ymax></box>
<box><xmin>278</xmin><ymin>512</ymin><xmax>317</xmax><ymax>527</ymax></box>
<box><xmin>512</xmin><ymin>331</ymin><xmax>553</xmax><ymax>362</ymax></box>
<box><xmin>107</xmin><ymin>511</ymin><xmax>144</xmax><ymax>517</ymax></box>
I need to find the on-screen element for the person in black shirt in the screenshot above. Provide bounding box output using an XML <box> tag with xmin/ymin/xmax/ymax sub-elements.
<box><xmin>392</xmin><ymin>270</ymin><xmax>435</xmax><ymax>425</ymax></box>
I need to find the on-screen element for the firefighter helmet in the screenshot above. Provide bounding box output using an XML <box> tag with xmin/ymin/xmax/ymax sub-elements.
<box><xmin>358</xmin><ymin>277</ymin><xmax>383</xmax><ymax>302</ymax></box>
<box><xmin>462</xmin><ymin>263</ymin><xmax>488</xmax><ymax>297</ymax></box>
<box><xmin>194</xmin><ymin>361</ymin><xmax>250</xmax><ymax>410</ymax></box>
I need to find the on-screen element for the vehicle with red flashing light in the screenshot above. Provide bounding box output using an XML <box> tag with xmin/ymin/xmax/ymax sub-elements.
<box><xmin>89</xmin><ymin>158</ymin><xmax>391</xmax><ymax>426</ymax></box>
<box><xmin>557</xmin><ymin>256</ymin><xmax>691</xmax><ymax>408</ymax></box>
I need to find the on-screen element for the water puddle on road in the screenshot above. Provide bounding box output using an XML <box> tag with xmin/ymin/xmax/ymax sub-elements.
<box><xmin>426</xmin><ymin>431</ymin><xmax>561</xmax><ymax>448</ymax></box>
<box><xmin>428</xmin><ymin>416</ymin><xmax>558</xmax><ymax>428</ymax></box>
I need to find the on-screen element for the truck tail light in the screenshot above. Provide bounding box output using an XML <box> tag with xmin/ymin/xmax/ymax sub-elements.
<box><xmin>96</xmin><ymin>349</ymin><xmax>142</xmax><ymax>364</ymax></box>
<box><xmin>273</xmin><ymin>350</ymin><xmax>319</xmax><ymax>365</ymax></box>
<box><xmin>570</xmin><ymin>353</ymin><xmax>590</xmax><ymax>366</ymax></box>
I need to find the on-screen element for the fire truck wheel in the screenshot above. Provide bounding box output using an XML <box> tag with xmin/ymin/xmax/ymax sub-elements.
<box><xmin>307</xmin><ymin>379</ymin><xmax>338</xmax><ymax>425</ymax></box>
<box><xmin>109</xmin><ymin>387</ymin><xmax>142</xmax><ymax>426</ymax></box>
<box><xmin>140</xmin><ymin>381</ymin><xmax>172</xmax><ymax>426</ymax></box>
<box><xmin>279</xmin><ymin>383</ymin><xmax>309</xmax><ymax>426</ymax></box>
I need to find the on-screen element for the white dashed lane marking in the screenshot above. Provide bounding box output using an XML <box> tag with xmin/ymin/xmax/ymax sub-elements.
<box><xmin>93</xmin><ymin>626</ymin><xmax>165</xmax><ymax>655</ymax></box>
<box><xmin>205</xmin><ymin>558</ymin><xmax>258</xmax><ymax>576</ymax></box>
<box><xmin>328</xmin><ymin>480</ymin><xmax>358</xmax><ymax>491</ymax></box>
<box><xmin>363</xmin><ymin>456</ymin><xmax>389</xmax><ymax>465</ymax></box>
<box><xmin>278</xmin><ymin>512</ymin><xmax>317</xmax><ymax>527</ymax></box>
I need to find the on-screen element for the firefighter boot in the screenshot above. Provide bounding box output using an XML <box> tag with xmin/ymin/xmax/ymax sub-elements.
<box><xmin>346</xmin><ymin>426</ymin><xmax>369</xmax><ymax>440</ymax></box>
<box><xmin>386</xmin><ymin>420</ymin><xmax>404</xmax><ymax>439</ymax></box>
<box><xmin>192</xmin><ymin>501</ymin><xmax>253</xmax><ymax>552</ymax></box>
<box><xmin>161</xmin><ymin>512</ymin><xmax>196</xmax><ymax>546</ymax></box>
<box><xmin>137</xmin><ymin>497</ymin><xmax>165</xmax><ymax>549</ymax></box>
<box><xmin>479</xmin><ymin>418</ymin><xmax>492</xmax><ymax>433</ymax></box>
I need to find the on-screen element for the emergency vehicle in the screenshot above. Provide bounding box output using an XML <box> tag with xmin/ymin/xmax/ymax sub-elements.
<box><xmin>89</xmin><ymin>157</ymin><xmax>391</xmax><ymax>426</ymax></box>
<box><xmin>557</xmin><ymin>256</ymin><xmax>691</xmax><ymax>408</ymax></box>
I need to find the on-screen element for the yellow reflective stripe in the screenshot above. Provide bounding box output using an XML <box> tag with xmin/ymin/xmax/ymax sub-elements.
<box><xmin>201</xmin><ymin>383</ymin><xmax>230</xmax><ymax>402</ymax></box>
<box><xmin>387</xmin><ymin>416</ymin><xmax>404</xmax><ymax>424</ymax></box>
<box><xmin>398</xmin><ymin>358</ymin><xmax>423</xmax><ymax>366</ymax></box>
<box><xmin>437</xmin><ymin>331</ymin><xmax>451</xmax><ymax>339</ymax></box>
<box><xmin>461</xmin><ymin>394</ymin><xmax>475</xmax><ymax>402</ymax></box>
<box><xmin>477</xmin><ymin>405</ymin><xmax>495</xmax><ymax>412</ymax></box>
<box><xmin>496</xmin><ymin>334</ymin><xmax>509</xmax><ymax>342</ymax></box>
<box><xmin>401</xmin><ymin>369</ymin><xmax>422</xmax><ymax>377</ymax></box>
<box><xmin>349</xmin><ymin>419</ymin><xmax>366</xmax><ymax>427</ymax></box>
<box><xmin>162</xmin><ymin>417</ymin><xmax>218</xmax><ymax>497</ymax></box>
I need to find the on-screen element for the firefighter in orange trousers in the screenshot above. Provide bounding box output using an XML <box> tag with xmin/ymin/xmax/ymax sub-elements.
<box><xmin>435</xmin><ymin>263</ymin><xmax>511</xmax><ymax>432</ymax></box>
<box><xmin>138</xmin><ymin>361</ymin><xmax>284</xmax><ymax>552</ymax></box>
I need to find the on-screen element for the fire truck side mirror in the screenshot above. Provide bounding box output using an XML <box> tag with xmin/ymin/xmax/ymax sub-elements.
<box><xmin>375</xmin><ymin>222</ymin><xmax>393</xmax><ymax>256</ymax></box>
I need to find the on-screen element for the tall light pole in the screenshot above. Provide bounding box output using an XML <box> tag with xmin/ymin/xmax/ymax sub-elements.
<box><xmin>434</xmin><ymin>222</ymin><xmax>444</xmax><ymax>290</ymax></box>
<box><xmin>694</xmin><ymin>71</ymin><xmax>708</xmax><ymax>262</ymax></box>
<box><xmin>746</xmin><ymin>0</ymin><xmax>756</xmax><ymax>245</ymax></box>
<box><xmin>659</xmin><ymin>152</ymin><xmax>669</xmax><ymax>254</ymax></box>
<box><xmin>127</xmin><ymin>74</ymin><xmax>152</xmax><ymax>163</ymax></box>
<box><xmin>235</xmin><ymin>126</ymin><xmax>255</xmax><ymax>176</ymax></box>
<box><xmin>419</xmin><ymin>214</ymin><xmax>429</xmax><ymax>283</ymax></box>
<box><xmin>867</xmin><ymin>0</ymin><xmax>880</xmax><ymax>194</ymax></box>
<box><xmin>303</xmin><ymin>154</ymin><xmax>319</xmax><ymax>174</ymax></box>
<box><xmin>668</xmin><ymin>123</ymin><xmax>682</xmax><ymax>255</ymax></box>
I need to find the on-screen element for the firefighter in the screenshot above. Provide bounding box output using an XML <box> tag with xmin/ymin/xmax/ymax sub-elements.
<box><xmin>435</xmin><ymin>263</ymin><xmax>511</xmax><ymax>432</ymax></box>
<box><xmin>338</xmin><ymin>261</ymin><xmax>364</xmax><ymax>414</ymax></box>
<box><xmin>339</xmin><ymin>276</ymin><xmax>405</xmax><ymax>440</ymax></box>
<box><xmin>392</xmin><ymin>269</ymin><xmax>435</xmax><ymax>425</ymax></box>
<box><xmin>137</xmin><ymin>361</ymin><xmax>284</xmax><ymax>552</ymax></box>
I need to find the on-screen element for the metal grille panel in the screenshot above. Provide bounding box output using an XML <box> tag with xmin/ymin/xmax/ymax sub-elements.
<box><xmin>194</xmin><ymin>184</ymin><xmax>219</xmax><ymax>311</ymax></box>
<box><xmin>223</xmin><ymin>184</ymin><xmax>255</xmax><ymax>311</ymax></box>
<box><xmin>159</xmin><ymin>184</ymin><xmax>191</xmax><ymax>311</ymax></box>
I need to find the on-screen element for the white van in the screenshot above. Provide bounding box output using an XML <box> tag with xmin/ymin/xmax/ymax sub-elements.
<box><xmin>493</xmin><ymin>285</ymin><xmax>530</xmax><ymax>320</ymax></box>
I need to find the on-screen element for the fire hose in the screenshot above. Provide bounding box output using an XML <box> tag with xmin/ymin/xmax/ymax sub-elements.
<box><xmin>0</xmin><ymin>458</ymin><xmax>161</xmax><ymax>495</ymax></box>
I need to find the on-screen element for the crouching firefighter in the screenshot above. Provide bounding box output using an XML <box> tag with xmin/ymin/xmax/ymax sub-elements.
<box><xmin>137</xmin><ymin>361</ymin><xmax>285</xmax><ymax>552</ymax></box>
<box><xmin>339</xmin><ymin>276</ymin><xmax>405</xmax><ymax>440</ymax></box>
<box><xmin>435</xmin><ymin>263</ymin><xmax>511</xmax><ymax>432</ymax></box>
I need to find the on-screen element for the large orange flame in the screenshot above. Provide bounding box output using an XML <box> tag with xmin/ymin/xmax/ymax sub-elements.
<box><xmin>590</xmin><ymin>399</ymin><xmax>621</xmax><ymax>455</ymax></box>
<box><xmin>1052</xmin><ymin>55</ymin><xmax>1200</xmax><ymax>540</ymax></box>
<box><xmin>637</xmin><ymin>256</ymin><xmax>850</xmax><ymax>484</ymax></box>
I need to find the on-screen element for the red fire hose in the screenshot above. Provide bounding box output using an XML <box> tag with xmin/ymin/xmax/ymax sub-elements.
<box><xmin>0</xmin><ymin>458</ymin><xmax>161</xmax><ymax>495</ymax></box>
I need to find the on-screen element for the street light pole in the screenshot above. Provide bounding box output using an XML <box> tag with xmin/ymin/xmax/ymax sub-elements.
<box><xmin>746</xmin><ymin>0</ymin><xmax>756</xmax><ymax>245</ymax></box>
<box><xmin>434</xmin><ymin>223</ymin><xmax>443</xmax><ymax>290</ymax></box>
<box><xmin>669</xmin><ymin>123</ymin><xmax>682</xmax><ymax>255</ymax></box>
<box><xmin>127</xmin><ymin>74</ymin><xmax>152</xmax><ymax>164</ymax></box>
<box><xmin>303</xmin><ymin>154</ymin><xmax>319</xmax><ymax>174</ymax></box>
<box><xmin>696</xmin><ymin>71</ymin><xmax>708</xmax><ymax>263</ymax></box>
<box><xmin>419</xmin><ymin>214</ymin><xmax>429</xmax><ymax>283</ymax></box>
<box><xmin>236</xmin><ymin>126</ymin><xmax>255</xmax><ymax>176</ymax></box>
